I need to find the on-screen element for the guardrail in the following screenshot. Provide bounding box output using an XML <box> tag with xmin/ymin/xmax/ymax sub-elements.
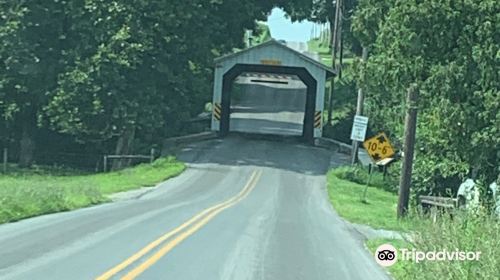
<box><xmin>419</xmin><ymin>195</ymin><xmax>458</xmax><ymax>209</ymax></box>
<box><xmin>418</xmin><ymin>195</ymin><xmax>464</xmax><ymax>222</ymax></box>
<box><xmin>161</xmin><ymin>131</ymin><xmax>218</xmax><ymax>156</ymax></box>
<box><xmin>315</xmin><ymin>137</ymin><xmax>352</xmax><ymax>154</ymax></box>
<box><xmin>103</xmin><ymin>148</ymin><xmax>156</xmax><ymax>172</ymax></box>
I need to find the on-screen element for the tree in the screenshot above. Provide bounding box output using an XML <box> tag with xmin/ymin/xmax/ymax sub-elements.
<box><xmin>1</xmin><ymin>0</ymin><xmax>278</xmax><ymax>168</ymax></box>
<box><xmin>0</xmin><ymin>1</ymin><xmax>70</xmax><ymax>167</ymax></box>
<box><xmin>280</xmin><ymin>0</ymin><xmax>361</xmax><ymax>54</ymax></box>
<box><xmin>354</xmin><ymin>0</ymin><xmax>499</xmax><ymax>193</ymax></box>
<box><xmin>351</xmin><ymin>0</ymin><xmax>394</xmax><ymax>48</ymax></box>
<box><xmin>43</xmin><ymin>0</ymin><xmax>276</xmax><ymax>169</ymax></box>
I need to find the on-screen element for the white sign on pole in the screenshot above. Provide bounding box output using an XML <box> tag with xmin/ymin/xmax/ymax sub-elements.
<box><xmin>350</xmin><ymin>115</ymin><xmax>369</xmax><ymax>142</ymax></box>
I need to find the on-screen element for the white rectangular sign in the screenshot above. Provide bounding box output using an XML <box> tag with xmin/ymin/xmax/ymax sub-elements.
<box><xmin>350</xmin><ymin>115</ymin><xmax>369</xmax><ymax>142</ymax></box>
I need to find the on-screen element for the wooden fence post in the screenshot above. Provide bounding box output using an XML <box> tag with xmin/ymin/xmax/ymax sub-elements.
<box><xmin>150</xmin><ymin>148</ymin><xmax>155</xmax><ymax>163</ymax></box>
<box><xmin>103</xmin><ymin>155</ymin><xmax>108</xmax><ymax>173</ymax></box>
<box><xmin>2</xmin><ymin>148</ymin><xmax>7</xmax><ymax>173</ymax></box>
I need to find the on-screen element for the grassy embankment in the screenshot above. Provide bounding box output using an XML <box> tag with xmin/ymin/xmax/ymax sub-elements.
<box><xmin>0</xmin><ymin>157</ymin><xmax>185</xmax><ymax>224</ymax></box>
<box><xmin>327</xmin><ymin>166</ymin><xmax>499</xmax><ymax>279</ymax></box>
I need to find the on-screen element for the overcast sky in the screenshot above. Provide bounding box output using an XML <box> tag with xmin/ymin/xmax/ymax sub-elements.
<box><xmin>266</xmin><ymin>8</ymin><xmax>315</xmax><ymax>43</ymax></box>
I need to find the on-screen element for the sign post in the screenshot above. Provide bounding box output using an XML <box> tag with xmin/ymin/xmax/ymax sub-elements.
<box><xmin>360</xmin><ymin>133</ymin><xmax>397</xmax><ymax>204</ymax></box>
<box><xmin>350</xmin><ymin>115</ymin><xmax>368</xmax><ymax>165</ymax></box>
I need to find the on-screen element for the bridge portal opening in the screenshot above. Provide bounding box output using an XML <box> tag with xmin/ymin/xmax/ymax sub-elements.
<box><xmin>230</xmin><ymin>72</ymin><xmax>307</xmax><ymax>137</ymax></box>
<box><xmin>220</xmin><ymin>64</ymin><xmax>317</xmax><ymax>141</ymax></box>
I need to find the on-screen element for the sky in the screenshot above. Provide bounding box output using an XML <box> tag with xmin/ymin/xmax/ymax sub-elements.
<box><xmin>266</xmin><ymin>8</ymin><xmax>315</xmax><ymax>43</ymax></box>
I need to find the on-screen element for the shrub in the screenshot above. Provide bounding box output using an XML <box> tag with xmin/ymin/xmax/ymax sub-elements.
<box><xmin>330</xmin><ymin>165</ymin><xmax>399</xmax><ymax>193</ymax></box>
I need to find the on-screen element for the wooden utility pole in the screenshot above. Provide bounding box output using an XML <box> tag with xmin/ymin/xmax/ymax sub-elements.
<box><xmin>397</xmin><ymin>85</ymin><xmax>419</xmax><ymax>218</ymax></box>
<box><xmin>338</xmin><ymin>25</ymin><xmax>344</xmax><ymax>79</ymax></box>
<box><xmin>351</xmin><ymin>47</ymin><xmax>368</xmax><ymax>165</ymax></box>
<box><xmin>327</xmin><ymin>0</ymin><xmax>343</xmax><ymax>125</ymax></box>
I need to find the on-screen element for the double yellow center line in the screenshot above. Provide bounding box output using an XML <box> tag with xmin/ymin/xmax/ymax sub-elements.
<box><xmin>96</xmin><ymin>169</ymin><xmax>262</xmax><ymax>280</ymax></box>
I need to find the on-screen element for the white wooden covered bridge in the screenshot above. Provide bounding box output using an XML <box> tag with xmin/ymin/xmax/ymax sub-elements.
<box><xmin>211</xmin><ymin>39</ymin><xmax>335</xmax><ymax>142</ymax></box>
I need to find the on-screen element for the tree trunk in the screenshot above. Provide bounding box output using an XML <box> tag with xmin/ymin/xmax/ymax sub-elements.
<box><xmin>111</xmin><ymin>125</ymin><xmax>136</xmax><ymax>171</ymax></box>
<box><xmin>18</xmin><ymin>121</ymin><xmax>35</xmax><ymax>168</ymax></box>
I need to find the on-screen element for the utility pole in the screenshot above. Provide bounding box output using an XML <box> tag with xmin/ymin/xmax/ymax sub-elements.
<box><xmin>337</xmin><ymin>17</ymin><xmax>344</xmax><ymax>79</ymax></box>
<box><xmin>397</xmin><ymin>84</ymin><xmax>419</xmax><ymax>218</ymax></box>
<box><xmin>327</xmin><ymin>0</ymin><xmax>343</xmax><ymax>126</ymax></box>
<box><xmin>351</xmin><ymin>47</ymin><xmax>368</xmax><ymax>165</ymax></box>
<box><xmin>319</xmin><ymin>24</ymin><xmax>324</xmax><ymax>44</ymax></box>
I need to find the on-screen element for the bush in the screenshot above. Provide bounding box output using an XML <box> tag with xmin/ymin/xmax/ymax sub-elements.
<box><xmin>331</xmin><ymin>165</ymin><xmax>399</xmax><ymax>193</ymax></box>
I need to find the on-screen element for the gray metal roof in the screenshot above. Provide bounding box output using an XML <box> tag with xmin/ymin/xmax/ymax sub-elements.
<box><xmin>215</xmin><ymin>39</ymin><xmax>336</xmax><ymax>78</ymax></box>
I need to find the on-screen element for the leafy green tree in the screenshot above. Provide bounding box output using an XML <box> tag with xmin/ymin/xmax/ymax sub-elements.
<box><xmin>1</xmin><ymin>0</ymin><xmax>278</xmax><ymax>168</ymax></box>
<box><xmin>280</xmin><ymin>0</ymin><xmax>361</xmax><ymax>54</ymax></box>
<box><xmin>351</xmin><ymin>0</ymin><xmax>394</xmax><ymax>48</ymax></box>
<box><xmin>43</xmin><ymin>0</ymin><xmax>275</xmax><ymax>168</ymax></box>
<box><xmin>0</xmin><ymin>1</ymin><xmax>69</xmax><ymax>166</ymax></box>
<box><xmin>354</xmin><ymin>0</ymin><xmax>499</xmax><ymax>194</ymax></box>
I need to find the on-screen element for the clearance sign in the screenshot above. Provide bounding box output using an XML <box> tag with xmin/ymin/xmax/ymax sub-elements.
<box><xmin>363</xmin><ymin>132</ymin><xmax>395</xmax><ymax>162</ymax></box>
<box><xmin>260</xmin><ymin>59</ymin><xmax>282</xmax><ymax>65</ymax></box>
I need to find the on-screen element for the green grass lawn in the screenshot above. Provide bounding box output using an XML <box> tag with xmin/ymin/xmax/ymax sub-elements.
<box><xmin>307</xmin><ymin>38</ymin><xmax>355</xmax><ymax>67</ymax></box>
<box><xmin>327</xmin><ymin>169</ymin><xmax>413</xmax><ymax>231</ymax></box>
<box><xmin>328</xmin><ymin>166</ymin><xmax>500</xmax><ymax>280</ymax></box>
<box><xmin>307</xmin><ymin>39</ymin><xmax>332</xmax><ymax>66</ymax></box>
<box><xmin>0</xmin><ymin>157</ymin><xmax>185</xmax><ymax>224</ymax></box>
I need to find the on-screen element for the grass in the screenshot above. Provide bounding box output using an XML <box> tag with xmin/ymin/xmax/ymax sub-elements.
<box><xmin>365</xmin><ymin>214</ymin><xmax>500</xmax><ymax>280</ymax></box>
<box><xmin>307</xmin><ymin>39</ymin><xmax>332</xmax><ymax>66</ymax></box>
<box><xmin>0</xmin><ymin>157</ymin><xmax>185</xmax><ymax>224</ymax></box>
<box><xmin>307</xmin><ymin>38</ymin><xmax>355</xmax><ymax>67</ymax></box>
<box><xmin>328</xmin><ymin>166</ymin><xmax>500</xmax><ymax>280</ymax></box>
<box><xmin>2</xmin><ymin>163</ymin><xmax>91</xmax><ymax>176</ymax></box>
<box><xmin>327</xmin><ymin>168</ymin><xmax>413</xmax><ymax>231</ymax></box>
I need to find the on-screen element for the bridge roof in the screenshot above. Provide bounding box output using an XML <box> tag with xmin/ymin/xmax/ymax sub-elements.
<box><xmin>215</xmin><ymin>39</ymin><xmax>336</xmax><ymax>78</ymax></box>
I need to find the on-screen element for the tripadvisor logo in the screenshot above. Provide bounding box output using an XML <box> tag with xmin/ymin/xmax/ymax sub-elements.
<box><xmin>375</xmin><ymin>244</ymin><xmax>397</xmax><ymax>267</ymax></box>
<box><xmin>374</xmin><ymin>243</ymin><xmax>481</xmax><ymax>267</ymax></box>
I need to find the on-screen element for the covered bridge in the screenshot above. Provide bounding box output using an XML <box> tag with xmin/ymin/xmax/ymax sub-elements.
<box><xmin>211</xmin><ymin>39</ymin><xmax>335</xmax><ymax>142</ymax></box>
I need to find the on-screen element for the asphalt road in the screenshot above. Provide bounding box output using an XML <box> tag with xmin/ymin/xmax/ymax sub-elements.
<box><xmin>0</xmin><ymin>137</ymin><xmax>389</xmax><ymax>280</ymax></box>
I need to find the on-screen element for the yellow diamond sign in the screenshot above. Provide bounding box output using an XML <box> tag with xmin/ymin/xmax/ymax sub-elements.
<box><xmin>363</xmin><ymin>132</ymin><xmax>395</xmax><ymax>162</ymax></box>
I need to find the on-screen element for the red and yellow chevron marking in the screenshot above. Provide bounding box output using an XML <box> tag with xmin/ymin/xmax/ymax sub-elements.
<box><xmin>213</xmin><ymin>103</ymin><xmax>222</xmax><ymax>121</ymax></box>
<box><xmin>314</xmin><ymin>111</ymin><xmax>322</xmax><ymax>128</ymax></box>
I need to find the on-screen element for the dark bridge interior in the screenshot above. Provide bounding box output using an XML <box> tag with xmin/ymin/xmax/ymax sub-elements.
<box><xmin>220</xmin><ymin>64</ymin><xmax>317</xmax><ymax>142</ymax></box>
